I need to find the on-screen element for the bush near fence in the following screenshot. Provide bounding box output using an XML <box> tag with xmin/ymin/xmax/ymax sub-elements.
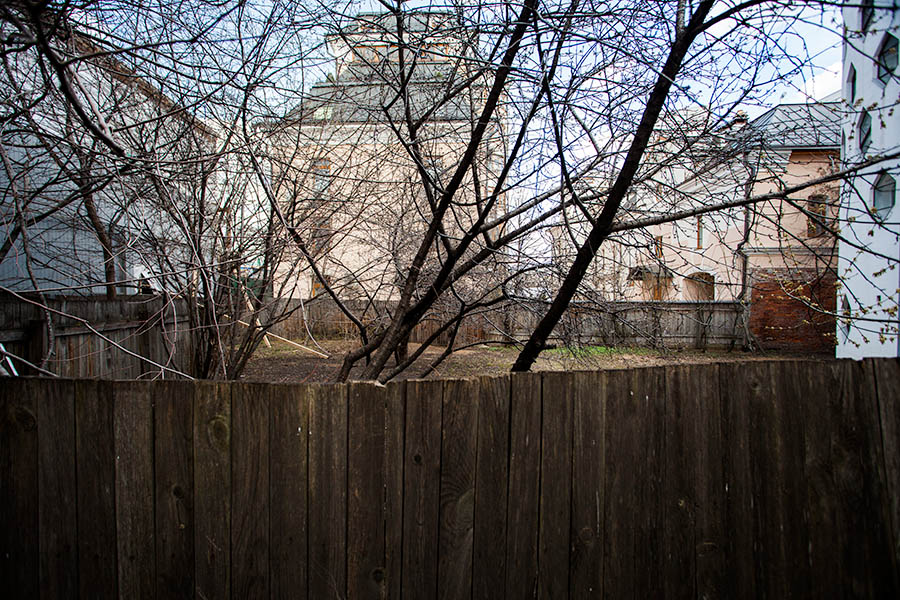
<box><xmin>1</xmin><ymin>358</ymin><xmax>898</xmax><ymax>598</ymax></box>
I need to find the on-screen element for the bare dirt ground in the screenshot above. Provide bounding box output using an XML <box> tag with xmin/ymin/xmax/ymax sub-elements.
<box><xmin>241</xmin><ymin>338</ymin><xmax>829</xmax><ymax>383</ymax></box>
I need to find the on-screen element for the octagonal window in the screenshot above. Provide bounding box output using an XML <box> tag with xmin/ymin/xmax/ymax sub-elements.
<box><xmin>873</xmin><ymin>172</ymin><xmax>896</xmax><ymax>219</ymax></box>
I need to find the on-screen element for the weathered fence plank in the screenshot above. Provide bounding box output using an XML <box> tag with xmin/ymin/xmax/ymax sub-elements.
<box><xmin>472</xmin><ymin>376</ymin><xmax>510</xmax><ymax>600</ymax></box>
<box><xmin>308</xmin><ymin>383</ymin><xmax>348</xmax><ymax>599</ymax></box>
<box><xmin>873</xmin><ymin>358</ymin><xmax>900</xmax><ymax>585</ymax></box>
<box><xmin>437</xmin><ymin>378</ymin><xmax>478</xmax><ymax>600</ymax></box>
<box><xmin>153</xmin><ymin>381</ymin><xmax>194</xmax><ymax>598</ymax></box>
<box><xmin>693</xmin><ymin>364</ymin><xmax>726</xmax><ymax>599</ymax></box>
<box><xmin>401</xmin><ymin>380</ymin><xmax>443</xmax><ymax>599</ymax></box>
<box><xmin>0</xmin><ymin>379</ymin><xmax>38</xmax><ymax>598</ymax></box>
<box><xmin>570</xmin><ymin>370</ymin><xmax>604</xmax><ymax>599</ymax></box>
<box><xmin>348</xmin><ymin>381</ymin><xmax>391</xmax><ymax>599</ymax></box>
<box><xmin>662</xmin><ymin>365</ymin><xmax>700</xmax><ymax>600</ymax></box>
<box><xmin>232</xmin><ymin>383</ymin><xmax>270</xmax><ymax>599</ymax></box>
<box><xmin>76</xmin><ymin>380</ymin><xmax>118</xmax><ymax>599</ymax></box>
<box><xmin>504</xmin><ymin>372</ymin><xmax>542</xmax><ymax>599</ymax></box>
<box><xmin>194</xmin><ymin>381</ymin><xmax>231</xmax><ymax>600</ymax></box>
<box><xmin>269</xmin><ymin>384</ymin><xmax>308</xmax><ymax>600</ymax></box>
<box><xmin>538</xmin><ymin>371</ymin><xmax>573</xmax><ymax>599</ymax></box>
<box><xmin>114</xmin><ymin>382</ymin><xmax>155</xmax><ymax>600</ymax></box>
<box><xmin>35</xmin><ymin>379</ymin><xmax>77</xmax><ymax>599</ymax></box>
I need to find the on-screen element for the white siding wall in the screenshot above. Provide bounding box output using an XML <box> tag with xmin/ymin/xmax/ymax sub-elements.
<box><xmin>838</xmin><ymin>1</ymin><xmax>900</xmax><ymax>358</ymax></box>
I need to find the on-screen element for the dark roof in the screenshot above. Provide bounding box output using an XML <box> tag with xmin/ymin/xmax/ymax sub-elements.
<box><xmin>745</xmin><ymin>102</ymin><xmax>840</xmax><ymax>150</ymax></box>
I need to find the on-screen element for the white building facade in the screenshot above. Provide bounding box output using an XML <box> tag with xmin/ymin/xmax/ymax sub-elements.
<box><xmin>837</xmin><ymin>1</ymin><xmax>900</xmax><ymax>358</ymax></box>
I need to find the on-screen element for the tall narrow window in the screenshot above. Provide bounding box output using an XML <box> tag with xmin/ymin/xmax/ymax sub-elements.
<box><xmin>861</xmin><ymin>0</ymin><xmax>875</xmax><ymax>32</ymax></box>
<box><xmin>653</xmin><ymin>235</ymin><xmax>664</xmax><ymax>258</ymax></box>
<box><xmin>877</xmin><ymin>34</ymin><xmax>898</xmax><ymax>85</ymax></box>
<box><xmin>696</xmin><ymin>216</ymin><xmax>703</xmax><ymax>249</ymax></box>
<box><xmin>859</xmin><ymin>110</ymin><xmax>872</xmax><ymax>153</ymax></box>
<box><xmin>847</xmin><ymin>64</ymin><xmax>857</xmax><ymax>102</ymax></box>
<box><xmin>873</xmin><ymin>172</ymin><xmax>896</xmax><ymax>219</ymax></box>
<box><xmin>807</xmin><ymin>195</ymin><xmax>829</xmax><ymax>237</ymax></box>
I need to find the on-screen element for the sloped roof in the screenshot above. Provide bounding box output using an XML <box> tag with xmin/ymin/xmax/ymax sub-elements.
<box><xmin>745</xmin><ymin>101</ymin><xmax>840</xmax><ymax>150</ymax></box>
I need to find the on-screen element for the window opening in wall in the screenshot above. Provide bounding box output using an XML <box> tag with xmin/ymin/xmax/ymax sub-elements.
<box><xmin>696</xmin><ymin>216</ymin><xmax>703</xmax><ymax>249</ymax></box>
<box><xmin>873</xmin><ymin>172</ymin><xmax>896</xmax><ymax>219</ymax></box>
<box><xmin>685</xmin><ymin>272</ymin><xmax>715</xmax><ymax>301</ymax></box>
<box><xmin>877</xmin><ymin>34</ymin><xmax>898</xmax><ymax>85</ymax></box>
<box><xmin>653</xmin><ymin>235</ymin><xmax>664</xmax><ymax>258</ymax></box>
<box><xmin>847</xmin><ymin>64</ymin><xmax>857</xmax><ymax>102</ymax></box>
<box><xmin>807</xmin><ymin>195</ymin><xmax>829</xmax><ymax>237</ymax></box>
<box><xmin>861</xmin><ymin>0</ymin><xmax>875</xmax><ymax>32</ymax></box>
<box><xmin>859</xmin><ymin>110</ymin><xmax>872</xmax><ymax>153</ymax></box>
<box><xmin>840</xmin><ymin>295</ymin><xmax>852</xmax><ymax>342</ymax></box>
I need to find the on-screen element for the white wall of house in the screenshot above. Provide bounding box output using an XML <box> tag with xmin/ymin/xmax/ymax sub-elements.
<box><xmin>837</xmin><ymin>2</ymin><xmax>900</xmax><ymax>358</ymax></box>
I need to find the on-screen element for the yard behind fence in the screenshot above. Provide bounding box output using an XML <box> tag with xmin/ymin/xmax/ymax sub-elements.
<box><xmin>2</xmin><ymin>359</ymin><xmax>898</xmax><ymax>598</ymax></box>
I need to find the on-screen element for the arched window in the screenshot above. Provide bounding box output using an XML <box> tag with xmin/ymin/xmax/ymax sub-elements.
<box><xmin>684</xmin><ymin>272</ymin><xmax>715</xmax><ymax>301</ymax></box>
<box><xmin>859</xmin><ymin>110</ymin><xmax>872</xmax><ymax>153</ymax></box>
<box><xmin>877</xmin><ymin>34</ymin><xmax>898</xmax><ymax>85</ymax></box>
<box><xmin>847</xmin><ymin>64</ymin><xmax>857</xmax><ymax>102</ymax></box>
<box><xmin>873</xmin><ymin>172</ymin><xmax>896</xmax><ymax>219</ymax></box>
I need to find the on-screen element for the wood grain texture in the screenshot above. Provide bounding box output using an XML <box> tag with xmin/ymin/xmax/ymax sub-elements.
<box><xmin>538</xmin><ymin>371</ymin><xmax>573</xmax><ymax>599</ymax></box>
<box><xmin>505</xmin><ymin>372</ymin><xmax>541</xmax><ymax>599</ymax></box>
<box><xmin>76</xmin><ymin>380</ymin><xmax>118</xmax><ymax>599</ymax></box>
<box><xmin>308</xmin><ymin>383</ymin><xmax>348</xmax><ymax>600</ymax></box>
<box><xmin>873</xmin><ymin>358</ymin><xmax>900</xmax><ymax>589</ymax></box>
<box><xmin>719</xmin><ymin>361</ymin><xmax>761</xmax><ymax>600</ymax></box>
<box><xmin>437</xmin><ymin>378</ymin><xmax>478</xmax><ymax>600</ymax></box>
<box><xmin>661</xmin><ymin>365</ymin><xmax>698</xmax><ymax>600</ymax></box>
<box><xmin>401</xmin><ymin>380</ymin><xmax>443</xmax><ymax>600</ymax></box>
<box><xmin>194</xmin><ymin>381</ymin><xmax>231</xmax><ymax>600</ymax></box>
<box><xmin>472</xmin><ymin>376</ymin><xmax>509</xmax><ymax>600</ymax></box>
<box><xmin>231</xmin><ymin>383</ymin><xmax>270</xmax><ymax>600</ymax></box>
<box><xmin>114</xmin><ymin>382</ymin><xmax>155</xmax><ymax>600</ymax></box>
<box><xmin>0</xmin><ymin>378</ymin><xmax>38</xmax><ymax>598</ymax></box>
<box><xmin>348</xmin><ymin>381</ymin><xmax>388</xmax><ymax>600</ymax></box>
<box><xmin>269</xmin><ymin>383</ymin><xmax>308</xmax><ymax>600</ymax></box>
<box><xmin>36</xmin><ymin>379</ymin><xmax>77</xmax><ymax>599</ymax></box>
<box><xmin>570</xmin><ymin>370</ymin><xmax>604</xmax><ymax>599</ymax></box>
<box><xmin>383</xmin><ymin>381</ymin><xmax>405</xmax><ymax>600</ymax></box>
<box><xmin>153</xmin><ymin>380</ymin><xmax>194</xmax><ymax>598</ymax></box>
<box><xmin>692</xmin><ymin>363</ymin><xmax>726</xmax><ymax>599</ymax></box>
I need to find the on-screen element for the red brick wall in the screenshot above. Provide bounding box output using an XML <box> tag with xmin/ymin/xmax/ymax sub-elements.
<box><xmin>749</xmin><ymin>270</ymin><xmax>837</xmax><ymax>353</ymax></box>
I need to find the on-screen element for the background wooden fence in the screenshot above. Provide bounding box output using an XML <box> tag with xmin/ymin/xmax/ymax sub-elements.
<box><xmin>0</xmin><ymin>294</ymin><xmax>193</xmax><ymax>378</ymax></box>
<box><xmin>2</xmin><ymin>359</ymin><xmax>898</xmax><ymax>599</ymax></box>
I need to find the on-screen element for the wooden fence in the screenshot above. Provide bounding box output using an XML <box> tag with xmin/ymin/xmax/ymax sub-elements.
<box><xmin>2</xmin><ymin>359</ymin><xmax>898</xmax><ymax>599</ymax></box>
<box><xmin>271</xmin><ymin>297</ymin><xmax>745</xmax><ymax>349</ymax></box>
<box><xmin>0</xmin><ymin>294</ymin><xmax>193</xmax><ymax>378</ymax></box>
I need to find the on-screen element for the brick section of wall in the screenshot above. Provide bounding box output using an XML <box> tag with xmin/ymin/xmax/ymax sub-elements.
<box><xmin>749</xmin><ymin>270</ymin><xmax>837</xmax><ymax>353</ymax></box>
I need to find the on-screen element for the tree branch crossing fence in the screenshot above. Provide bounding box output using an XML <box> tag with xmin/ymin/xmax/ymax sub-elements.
<box><xmin>1</xmin><ymin>359</ymin><xmax>898</xmax><ymax>598</ymax></box>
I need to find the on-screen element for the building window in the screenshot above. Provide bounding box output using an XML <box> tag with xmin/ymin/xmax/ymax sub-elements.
<box><xmin>685</xmin><ymin>272</ymin><xmax>715</xmax><ymax>301</ymax></box>
<box><xmin>653</xmin><ymin>235</ymin><xmax>664</xmax><ymax>258</ymax></box>
<box><xmin>861</xmin><ymin>0</ymin><xmax>875</xmax><ymax>32</ymax></box>
<box><xmin>873</xmin><ymin>172</ymin><xmax>896</xmax><ymax>219</ymax></box>
<box><xmin>840</xmin><ymin>295</ymin><xmax>852</xmax><ymax>342</ymax></box>
<box><xmin>859</xmin><ymin>110</ymin><xmax>872</xmax><ymax>153</ymax></box>
<box><xmin>877</xmin><ymin>34</ymin><xmax>898</xmax><ymax>85</ymax></box>
<box><xmin>312</xmin><ymin>158</ymin><xmax>331</xmax><ymax>194</ymax></box>
<box><xmin>847</xmin><ymin>64</ymin><xmax>857</xmax><ymax>102</ymax></box>
<box><xmin>807</xmin><ymin>195</ymin><xmax>829</xmax><ymax>237</ymax></box>
<box><xmin>696</xmin><ymin>216</ymin><xmax>703</xmax><ymax>249</ymax></box>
